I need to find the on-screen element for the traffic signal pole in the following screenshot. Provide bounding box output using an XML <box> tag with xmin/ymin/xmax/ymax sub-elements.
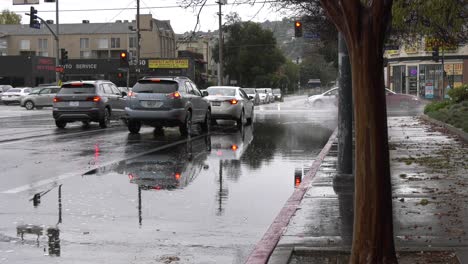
<box><xmin>55</xmin><ymin>0</ymin><xmax>60</xmax><ymax>84</ymax></box>
<box><xmin>217</xmin><ymin>0</ymin><xmax>224</xmax><ymax>86</ymax></box>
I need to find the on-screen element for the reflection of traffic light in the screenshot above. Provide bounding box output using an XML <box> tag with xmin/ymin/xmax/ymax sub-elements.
<box><xmin>294</xmin><ymin>20</ymin><xmax>303</xmax><ymax>37</ymax></box>
<box><xmin>29</xmin><ymin>6</ymin><xmax>40</xmax><ymax>29</ymax></box>
<box><xmin>120</xmin><ymin>51</ymin><xmax>129</xmax><ymax>67</ymax></box>
<box><xmin>60</xmin><ymin>48</ymin><xmax>68</xmax><ymax>64</ymax></box>
<box><xmin>432</xmin><ymin>46</ymin><xmax>439</xmax><ymax>62</ymax></box>
<box><xmin>294</xmin><ymin>168</ymin><xmax>302</xmax><ymax>187</ymax></box>
<box><xmin>117</xmin><ymin>72</ymin><xmax>123</xmax><ymax>78</ymax></box>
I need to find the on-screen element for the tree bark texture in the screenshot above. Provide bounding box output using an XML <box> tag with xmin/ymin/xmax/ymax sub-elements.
<box><xmin>319</xmin><ymin>1</ymin><xmax>397</xmax><ymax>263</ymax></box>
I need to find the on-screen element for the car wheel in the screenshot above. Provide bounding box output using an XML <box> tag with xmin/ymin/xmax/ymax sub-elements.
<box><xmin>201</xmin><ymin>110</ymin><xmax>211</xmax><ymax>133</ymax></box>
<box><xmin>313</xmin><ymin>100</ymin><xmax>324</xmax><ymax>108</ymax></box>
<box><xmin>99</xmin><ymin>108</ymin><xmax>111</xmax><ymax>128</ymax></box>
<box><xmin>179</xmin><ymin>110</ymin><xmax>192</xmax><ymax>137</ymax></box>
<box><xmin>25</xmin><ymin>101</ymin><xmax>35</xmax><ymax>110</ymax></box>
<box><xmin>127</xmin><ymin>119</ymin><xmax>141</xmax><ymax>134</ymax></box>
<box><xmin>237</xmin><ymin>110</ymin><xmax>245</xmax><ymax>129</ymax></box>
<box><xmin>82</xmin><ymin>121</ymin><xmax>90</xmax><ymax>128</ymax></box>
<box><xmin>246</xmin><ymin>107</ymin><xmax>254</xmax><ymax>125</ymax></box>
<box><xmin>55</xmin><ymin>120</ymin><xmax>66</xmax><ymax>129</ymax></box>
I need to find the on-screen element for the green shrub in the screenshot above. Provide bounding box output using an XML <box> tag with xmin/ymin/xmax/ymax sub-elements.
<box><xmin>424</xmin><ymin>100</ymin><xmax>451</xmax><ymax>114</ymax></box>
<box><xmin>447</xmin><ymin>84</ymin><xmax>468</xmax><ymax>103</ymax></box>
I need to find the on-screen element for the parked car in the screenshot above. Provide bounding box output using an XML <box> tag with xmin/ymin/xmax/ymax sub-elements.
<box><xmin>125</xmin><ymin>76</ymin><xmax>211</xmax><ymax>136</ymax></box>
<box><xmin>1</xmin><ymin>87</ymin><xmax>32</xmax><ymax>105</ymax></box>
<box><xmin>273</xmin><ymin>88</ymin><xmax>284</xmax><ymax>102</ymax></box>
<box><xmin>0</xmin><ymin>85</ymin><xmax>13</xmax><ymax>104</ymax></box>
<box><xmin>306</xmin><ymin>87</ymin><xmax>338</xmax><ymax>107</ymax></box>
<box><xmin>20</xmin><ymin>86</ymin><xmax>61</xmax><ymax>110</ymax></box>
<box><xmin>385</xmin><ymin>88</ymin><xmax>423</xmax><ymax>109</ymax></box>
<box><xmin>52</xmin><ymin>80</ymin><xmax>126</xmax><ymax>129</ymax></box>
<box><xmin>242</xmin><ymin>88</ymin><xmax>260</xmax><ymax>105</ymax></box>
<box><xmin>265</xmin><ymin>88</ymin><xmax>275</xmax><ymax>103</ymax></box>
<box><xmin>205</xmin><ymin>86</ymin><xmax>254</xmax><ymax>129</ymax></box>
<box><xmin>255</xmin><ymin>88</ymin><xmax>269</xmax><ymax>104</ymax></box>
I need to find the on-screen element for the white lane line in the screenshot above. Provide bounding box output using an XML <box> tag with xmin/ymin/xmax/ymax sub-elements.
<box><xmin>1</xmin><ymin>173</ymin><xmax>75</xmax><ymax>194</ymax></box>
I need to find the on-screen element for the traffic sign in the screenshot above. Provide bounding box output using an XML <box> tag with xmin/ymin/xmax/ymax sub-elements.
<box><xmin>55</xmin><ymin>66</ymin><xmax>64</xmax><ymax>73</ymax></box>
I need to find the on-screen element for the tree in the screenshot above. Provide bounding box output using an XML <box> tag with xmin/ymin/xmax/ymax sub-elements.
<box><xmin>318</xmin><ymin>0</ymin><xmax>397</xmax><ymax>263</ymax></box>
<box><xmin>0</xmin><ymin>10</ymin><xmax>21</xmax><ymax>25</ymax></box>
<box><xmin>212</xmin><ymin>21</ymin><xmax>286</xmax><ymax>87</ymax></box>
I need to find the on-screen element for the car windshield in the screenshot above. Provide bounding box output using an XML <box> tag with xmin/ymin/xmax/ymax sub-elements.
<box><xmin>133</xmin><ymin>80</ymin><xmax>178</xmax><ymax>93</ymax></box>
<box><xmin>207</xmin><ymin>87</ymin><xmax>236</xmax><ymax>96</ymax></box>
<box><xmin>243</xmin><ymin>88</ymin><xmax>256</xmax><ymax>94</ymax></box>
<box><xmin>59</xmin><ymin>84</ymin><xmax>96</xmax><ymax>94</ymax></box>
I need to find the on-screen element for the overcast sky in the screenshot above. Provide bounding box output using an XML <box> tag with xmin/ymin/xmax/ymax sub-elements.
<box><xmin>1</xmin><ymin>0</ymin><xmax>289</xmax><ymax>33</ymax></box>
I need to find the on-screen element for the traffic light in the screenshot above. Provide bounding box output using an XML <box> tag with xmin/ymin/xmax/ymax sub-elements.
<box><xmin>432</xmin><ymin>46</ymin><xmax>439</xmax><ymax>62</ymax></box>
<box><xmin>294</xmin><ymin>20</ymin><xmax>303</xmax><ymax>38</ymax></box>
<box><xmin>29</xmin><ymin>6</ymin><xmax>40</xmax><ymax>29</ymax></box>
<box><xmin>120</xmin><ymin>51</ymin><xmax>129</xmax><ymax>67</ymax></box>
<box><xmin>117</xmin><ymin>72</ymin><xmax>123</xmax><ymax>78</ymax></box>
<box><xmin>60</xmin><ymin>48</ymin><xmax>68</xmax><ymax>65</ymax></box>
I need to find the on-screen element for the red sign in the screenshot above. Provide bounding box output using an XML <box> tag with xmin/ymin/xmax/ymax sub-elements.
<box><xmin>55</xmin><ymin>66</ymin><xmax>64</xmax><ymax>73</ymax></box>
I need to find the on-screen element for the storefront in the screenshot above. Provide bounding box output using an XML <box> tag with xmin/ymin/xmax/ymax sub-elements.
<box><xmin>0</xmin><ymin>56</ymin><xmax>56</xmax><ymax>87</ymax></box>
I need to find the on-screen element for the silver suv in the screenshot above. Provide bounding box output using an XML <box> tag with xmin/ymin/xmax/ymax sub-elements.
<box><xmin>53</xmin><ymin>80</ymin><xmax>126</xmax><ymax>129</ymax></box>
<box><xmin>125</xmin><ymin>76</ymin><xmax>211</xmax><ymax>136</ymax></box>
<box><xmin>21</xmin><ymin>86</ymin><xmax>61</xmax><ymax>110</ymax></box>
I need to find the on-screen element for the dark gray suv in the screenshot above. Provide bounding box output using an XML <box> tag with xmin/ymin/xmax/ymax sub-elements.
<box><xmin>125</xmin><ymin>76</ymin><xmax>211</xmax><ymax>136</ymax></box>
<box><xmin>53</xmin><ymin>80</ymin><xmax>126</xmax><ymax>128</ymax></box>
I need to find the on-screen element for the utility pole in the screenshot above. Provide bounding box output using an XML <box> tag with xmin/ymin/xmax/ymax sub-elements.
<box><xmin>217</xmin><ymin>0</ymin><xmax>225</xmax><ymax>86</ymax></box>
<box><xmin>55</xmin><ymin>0</ymin><xmax>60</xmax><ymax>84</ymax></box>
<box><xmin>337</xmin><ymin>33</ymin><xmax>353</xmax><ymax>176</ymax></box>
<box><xmin>136</xmin><ymin>0</ymin><xmax>141</xmax><ymax>81</ymax></box>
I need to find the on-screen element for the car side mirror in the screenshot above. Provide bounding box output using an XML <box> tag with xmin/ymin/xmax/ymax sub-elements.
<box><xmin>121</xmin><ymin>92</ymin><xmax>127</xmax><ymax>97</ymax></box>
<box><xmin>202</xmin><ymin>91</ymin><xmax>208</xmax><ymax>97</ymax></box>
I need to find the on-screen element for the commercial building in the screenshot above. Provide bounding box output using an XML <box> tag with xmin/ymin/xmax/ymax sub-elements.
<box><xmin>0</xmin><ymin>14</ymin><xmax>176</xmax><ymax>86</ymax></box>
<box><xmin>385</xmin><ymin>39</ymin><xmax>468</xmax><ymax>100</ymax></box>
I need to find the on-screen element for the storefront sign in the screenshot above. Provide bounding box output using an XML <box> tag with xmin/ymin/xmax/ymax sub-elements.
<box><xmin>444</xmin><ymin>63</ymin><xmax>463</xmax><ymax>75</ymax></box>
<box><xmin>425</xmin><ymin>82</ymin><xmax>434</xmax><ymax>99</ymax></box>
<box><xmin>148</xmin><ymin>59</ymin><xmax>189</xmax><ymax>69</ymax></box>
<box><xmin>36</xmin><ymin>58</ymin><xmax>55</xmax><ymax>71</ymax></box>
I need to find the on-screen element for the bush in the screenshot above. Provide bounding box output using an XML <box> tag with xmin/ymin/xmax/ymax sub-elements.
<box><xmin>447</xmin><ymin>84</ymin><xmax>468</xmax><ymax>103</ymax></box>
<box><xmin>424</xmin><ymin>100</ymin><xmax>451</xmax><ymax>114</ymax></box>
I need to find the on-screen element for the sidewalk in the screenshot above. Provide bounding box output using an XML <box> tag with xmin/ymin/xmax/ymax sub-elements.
<box><xmin>249</xmin><ymin>116</ymin><xmax>468</xmax><ymax>263</ymax></box>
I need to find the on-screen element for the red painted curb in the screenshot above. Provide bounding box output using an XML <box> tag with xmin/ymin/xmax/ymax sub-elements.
<box><xmin>245</xmin><ymin>128</ymin><xmax>338</xmax><ymax>264</ymax></box>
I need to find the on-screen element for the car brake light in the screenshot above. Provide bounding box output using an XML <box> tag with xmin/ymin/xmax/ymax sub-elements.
<box><xmin>151</xmin><ymin>79</ymin><xmax>161</xmax><ymax>82</ymax></box>
<box><xmin>231</xmin><ymin>144</ymin><xmax>238</xmax><ymax>151</ymax></box>
<box><xmin>71</xmin><ymin>83</ymin><xmax>83</xmax><ymax>86</ymax></box>
<box><xmin>175</xmin><ymin>173</ymin><xmax>181</xmax><ymax>180</ymax></box>
<box><xmin>53</xmin><ymin>97</ymin><xmax>61</xmax><ymax>102</ymax></box>
<box><xmin>86</xmin><ymin>96</ymin><xmax>101</xmax><ymax>102</ymax></box>
<box><xmin>168</xmin><ymin>91</ymin><xmax>181</xmax><ymax>99</ymax></box>
<box><xmin>230</xmin><ymin>99</ymin><xmax>238</xmax><ymax>105</ymax></box>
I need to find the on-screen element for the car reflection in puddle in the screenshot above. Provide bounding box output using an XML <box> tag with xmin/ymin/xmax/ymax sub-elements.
<box><xmin>84</xmin><ymin>136</ymin><xmax>212</xmax><ymax>191</ymax></box>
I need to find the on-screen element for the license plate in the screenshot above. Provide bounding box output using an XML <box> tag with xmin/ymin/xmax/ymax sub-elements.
<box><xmin>69</xmin><ymin>101</ymin><xmax>79</xmax><ymax>107</ymax></box>
<box><xmin>211</xmin><ymin>101</ymin><xmax>221</xmax><ymax>106</ymax></box>
<box><xmin>142</xmin><ymin>101</ymin><xmax>163</xmax><ymax>108</ymax></box>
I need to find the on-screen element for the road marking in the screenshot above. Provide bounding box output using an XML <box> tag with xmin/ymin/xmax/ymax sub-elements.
<box><xmin>1</xmin><ymin>173</ymin><xmax>74</xmax><ymax>194</ymax></box>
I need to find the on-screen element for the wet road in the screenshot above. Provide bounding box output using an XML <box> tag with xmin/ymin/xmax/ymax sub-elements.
<box><xmin>0</xmin><ymin>98</ymin><xmax>336</xmax><ymax>264</ymax></box>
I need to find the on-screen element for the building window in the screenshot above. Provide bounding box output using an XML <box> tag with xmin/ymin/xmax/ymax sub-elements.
<box><xmin>38</xmin><ymin>39</ymin><xmax>48</xmax><ymax>50</ymax></box>
<box><xmin>111</xmin><ymin>38</ymin><xmax>120</xmax><ymax>48</ymax></box>
<box><xmin>80</xmin><ymin>38</ymin><xmax>89</xmax><ymax>49</ymax></box>
<box><xmin>19</xmin><ymin>40</ymin><xmax>30</xmax><ymax>50</ymax></box>
<box><xmin>129</xmin><ymin>36</ymin><xmax>137</xmax><ymax>48</ymax></box>
<box><xmin>80</xmin><ymin>50</ymin><xmax>91</xmax><ymax>58</ymax></box>
<box><xmin>97</xmin><ymin>38</ymin><xmax>108</xmax><ymax>49</ymax></box>
<box><xmin>38</xmin><ymin>51</ymin><xmax>49</xmax><ymax>56</ymax></box>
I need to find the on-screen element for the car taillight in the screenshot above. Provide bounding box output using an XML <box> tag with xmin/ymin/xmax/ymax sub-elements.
<box><xmin>229</xmin><ymin>99</ymin><xmax>238</xmax><ymax>105</ymax></box>
<box><xmin>53</xmin><ymin>97</ymin><xmax>61</xmax><ymax>103</ymax></box>
<box><xmin>167</xmin><ymin>91</ymin><xmax>181</xmax><ymax>99</ymax></box>
<box><xmin>86</xmin><ymin>96</ymin><xmax>101</xmax><ymax>102</ymax></box>
<box><xmin>128</xmin><ymin>91</ymin><xmax>137</xmax><ymax>98</ymax></box>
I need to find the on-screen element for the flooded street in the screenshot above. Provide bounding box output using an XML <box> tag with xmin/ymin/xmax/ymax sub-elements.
<box><xmin>0</xmin><ymin>97</ymin><xmax>336</xmax><ymax>263</ymax></box>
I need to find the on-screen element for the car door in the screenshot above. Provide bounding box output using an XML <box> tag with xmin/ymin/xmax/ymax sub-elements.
<box><xmin>109</xmin><ymin>83</ymin><xmax>126</xmax><ymax>117</ymax></box>
<box><xmin>188</xmin><ymin>82</ymin><xmax>206</xmax><ymax>122</ymax></box>
<box><xmin>36</xmin><ymin>88</ymin><xmax>51</xmax><ymax>106</ymax></box>
<box><xmin>239</xmin><ymin>89</ymin><xmax>253</xmax><ymax>118</ymax></box>
<box><xmin>101</xmin><ymin>83</ymin><xmax>119</xmax><ymax>115</ymax></box>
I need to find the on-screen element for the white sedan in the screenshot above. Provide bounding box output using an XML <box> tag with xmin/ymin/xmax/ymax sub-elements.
<box><xmin>1</xmin><ymin>87</ymin><xmax>32</xmax><ymax>105</ymax></box>
<box><xmin>205</xmin><ymin>86</ymin><xmax>255</xmax><ymax>129</ymax></box>
<box><xmin>306</xmin><ymin>87</ymin><xmax>338</xmax><ymax>108</ymax></box>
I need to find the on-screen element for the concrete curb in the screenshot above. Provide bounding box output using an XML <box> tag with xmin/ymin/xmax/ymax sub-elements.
<box><xmin>245</xmin><ymin>128</ymin><xmax>338</xmax><ymax>264</ymax></box>
<box><xmin>420</xmin><ymin>114</ymin><xmax>468</xmax><ymax>142</ymax></box>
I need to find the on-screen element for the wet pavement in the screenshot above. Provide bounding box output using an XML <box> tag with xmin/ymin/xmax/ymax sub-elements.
<box><xmin>268</xmin><ymin>116</ymin><xmax>468</xmax><ymax>263</ymax></box>
<box><xmin>0</xmin><ymin>97</ymin><xmax>336</xmax><ymax>263</ymax></box>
